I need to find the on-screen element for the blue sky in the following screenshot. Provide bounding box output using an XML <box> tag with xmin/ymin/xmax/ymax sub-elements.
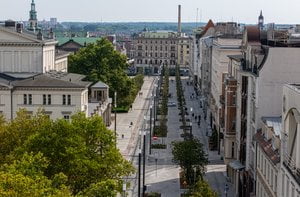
<box><xmin>1</xmin><ymin>0</ymin><xmax>299</xmax><ymax>24</ymax></box>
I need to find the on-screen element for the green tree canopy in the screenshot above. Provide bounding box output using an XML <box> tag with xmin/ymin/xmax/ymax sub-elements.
<box><xmin>0</xmin><ymin>152</ymin><xmax>72</xmax><ymax>197</ymax></box>
<box><xmin>0</xmin><ymin>110</ymin><xmax>134</xmax><ymax>195</ymax></box>
<box><xmin>185</xmin><ymin>180</ymin><xmax>218</xmax><ymax>197</ymax></box>
<box><xmin>171</xmin><ymin>138</ymin><xmax>208</xmax><ymax>185</ymax></box>
<box><xmin>68</xmin><ymin>38</ymin><xmax>142</xmax><ymax>108</ymax></box>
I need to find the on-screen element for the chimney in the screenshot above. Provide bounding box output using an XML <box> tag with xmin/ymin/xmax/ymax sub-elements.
<box><xmin>49</xmin><ymin>28</ymin><xmax>54</xmax><ymax>39</ymax></box>
<box><xmin>16</xmin><ymin>23</ymin><xmax>23</xmax><ymax>33</ymax></box>
<box><xmin>37</xmin><ymin>30</ymin><xmax>43</xmax><ymax>40</ymax></box>
<box><xmin>178</xmin><ymin>5</ymin><xmax>182</xmax><ymax>34</ymax></box>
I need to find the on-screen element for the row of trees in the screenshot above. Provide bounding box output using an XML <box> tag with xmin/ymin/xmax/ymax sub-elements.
<box><xmin>0</xmin><ymin>110</ymin><xmax>134</xmax><ymax>196</ymax></box>
<box><xmin>68</xmin><ymin>38</ymin><xmax>143</xmax><ymax>110</ymax></box>
<box><xmin>172</xmin><ymin>65</ymin><xmax>217</xmax><ymax>196</ymax></box>
<box><xmin>154</xmin><ymin>65</ymin><xmax>169</xmax><ymax>137</ymax></box>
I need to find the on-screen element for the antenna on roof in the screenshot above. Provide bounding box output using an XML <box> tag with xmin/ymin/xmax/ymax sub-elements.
<box><xmin>200</xmin><ymin>9</ymin><xmax>202</xmax><ymax>24</ymax></box>
<box><xmin>196</xmin><ymin>8</ymin><xmax>199</xmax><ymax>28</ymax></box>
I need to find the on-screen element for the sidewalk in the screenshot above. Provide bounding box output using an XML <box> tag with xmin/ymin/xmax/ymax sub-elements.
<box><xmin>145</xmin><ymin>76</ymin><xmax>182</xmax><ymax>197</ymax></box>
<box><xmin>109</xmin><ymin>76</ymin><xmax>155</xmax><ymax>159</ymax></box>
<box><xmin>182</xmin><ymin>77</ymin><xmax>234</xmax><ymax>197</ymax></box>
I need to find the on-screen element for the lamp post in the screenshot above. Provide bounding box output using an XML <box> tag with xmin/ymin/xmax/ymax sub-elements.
<box><xmin>149</xmin><ymin>105</ymin><xmax>153</xmax><ymax>155</ymax></box>
<box><xmin>114</xmin><ymin>92</ymin><xmax>117</xmax><ymax>147</ymax></box>
<box><xmin>138</xmin><ymin>148</ymin><xmax>141</xmax><ymax>197</ymax></box>
<box><xmin>142</xmin><ymin>130</ymin><xmax>146</xmax><ymax>197</ymax></box>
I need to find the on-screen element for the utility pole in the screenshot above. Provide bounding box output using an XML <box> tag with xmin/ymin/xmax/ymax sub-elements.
<box><xmin>138</xmin><ymin>150</ymin><xmax>141</xmax><ymax>197</ymax></box>
<box><xmin>143</xmin><ymin>131</ymin><xmax>146</xmax><ymax>196</ymax></box>
<box><xmin>114</xmin><ymin>92</ymin><xmax>117</xmax><ymax>147</ymax></box>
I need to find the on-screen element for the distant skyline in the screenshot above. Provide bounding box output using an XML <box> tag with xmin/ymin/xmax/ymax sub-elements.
<box><xmin>1</xmin><ymin>0</ymin><xmax>299</xmax><ymax>24</ymax></box>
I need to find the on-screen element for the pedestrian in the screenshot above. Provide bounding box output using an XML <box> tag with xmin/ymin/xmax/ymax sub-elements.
<box><xmin>195</xmin><ymin>116</ymin><xmax>197</xmax><ymax>121</ymax></box>
<box><xmin>198</xmin><ymin>115</ymin><xmax>201</xmax><ymax>120</ymax></box>
<box><xmin>122</xmin><ymin>134</ymin><xmax>124</xmax><ymax>139</ymax></box>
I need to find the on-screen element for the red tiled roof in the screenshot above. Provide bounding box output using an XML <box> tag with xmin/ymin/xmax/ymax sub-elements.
<box><xmin>254</xmin><ymin>130</ymin><xmax>280</xmax><ymax>165</ymax></box>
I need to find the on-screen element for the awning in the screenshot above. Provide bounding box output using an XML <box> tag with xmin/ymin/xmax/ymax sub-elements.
<box><xmin>228</xmin><ymin>160</ymin><xmax>245</xmax><ymax>170</ymax></box>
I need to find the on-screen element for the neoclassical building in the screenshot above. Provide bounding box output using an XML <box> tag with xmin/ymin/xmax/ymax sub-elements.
<box><xmin>0</xmin><ymin>21</ymin><xmax>111</xmax><ymax>126</ymax></box>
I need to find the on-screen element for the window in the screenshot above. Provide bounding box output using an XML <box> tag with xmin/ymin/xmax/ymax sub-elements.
<box><xmin>28</xmin><ymin>94</ymin><xmax>32</xmax><ymax>105</ymax></box>
<box><xmin>23</xmin><ymin>94</ymin><xmax>27</xmax><ymax>105</ymax></box>
<box><xmin>291</xmin><ymin>184</ymin><xmax>295</xmax><ymax>197</ymax></box>
<box><xmin>43</xmin><ymin>94</ymin><xmax>47</xmax><ymax>105</ymax></box>
<box><xmin>286</xmin><ymin>178</ymin><xmax>289</xmax><ymax>197</ymax></box>
<box><xmin>62</xmin><ymin>95</ymin><xmax>66</xmax><ymax>105</ymax></box>
<box><xmin>274</xmin><ymin>175</ymin><xmax>277</xmax><ymax>193</ymax></box>
<box><xmin>270</xmin><ymin>169</ymin><xmax>273</xmax><ymax>187</ymax></box>
<box><xmin>257</xmin><ymin>149</ymin><xmax>260</xmax><ymax>169</ymax></box>
<box><xmin>281</xmin><ymin>173</ymin><xmax>285</xmax><ymax>196</ymax></box>
<box><xmin>67</xmin><ymin>95</ymin><xmax>71</xmax><ymax>105</ymax></box>
<box><xmin>231</xmin><ymin>142</ymin><xmax>235</xmax><ymax>158</ymax></box>
<box><xmin>64</xmin><ymin>115</ymin><xmax>70</xmax><ymax>120</ymax></box>
<box><xmin>267</xmin><ymin>164</ymin><xmax>270</xmax><ymax>183</ymax></box>
<box><xmin>47</xmin><ymin>95</ymin><xmax>51</xmax><ymax>105</ymax></box>
<box><xmin>233</xmin><ymin>94</ymin><xmax>236</xmax><ymax>106</ymax></box>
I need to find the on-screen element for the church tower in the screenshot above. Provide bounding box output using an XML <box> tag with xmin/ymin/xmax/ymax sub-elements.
<box><xmin>28</xmin><ymin>0</ymin><xmax>38</xmax><ymax>31</ymax></box>
<box><xmin>258</xmin><ymin>10</ymin><xmax>264</xmax><ymax>30</ymax></box>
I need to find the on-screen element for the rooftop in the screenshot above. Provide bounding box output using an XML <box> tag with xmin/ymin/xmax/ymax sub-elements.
<box><xmin>262</xmin><ymin>116</ymin><xmax>282</xmax><ymax>138</ymax></box>
<box><xmin>0</xmin><ymin>72</ymin><xmax>91</xmax><ymax>89</ymax></box>
<box><xmin>254</xmin><ymin>130</ymin><xmax>280</xmax><ymax>165</ymax></box>
<box><xmin>0</xmin><ymin>22</ymin><xmax>57</xmax><ymax>44</ymax></box>
<box><xmin>56</xmin><ymin>37</ymin><xmax>100</xmax><ymax>46</ymax></box>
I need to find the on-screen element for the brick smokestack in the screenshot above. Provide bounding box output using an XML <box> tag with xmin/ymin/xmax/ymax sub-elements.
<box><xmin>178</xmin><ymin>5</ymin><xmax>181</xmax><ymax>34</ymax></box>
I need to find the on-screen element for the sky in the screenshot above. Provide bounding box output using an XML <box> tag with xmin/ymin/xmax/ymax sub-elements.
<box><xmin>1</xmin><ymin>0</ymin><xmax>299</xmax><ymax>24</ymax></box>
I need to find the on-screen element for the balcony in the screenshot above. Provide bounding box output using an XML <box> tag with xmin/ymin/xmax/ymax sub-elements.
<box><xmin>283</xmin><ymin>153</ymin><xmax>300</xmax><ymax>185</ymax></box>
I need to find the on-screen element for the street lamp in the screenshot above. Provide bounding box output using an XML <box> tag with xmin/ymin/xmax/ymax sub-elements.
<box><xmin>142</xmin><ymin>129</ymin><xmax>146</xmax><ymax>197</ymax></box>
<box><xmin>149</xmin><ymin>105</ymin><xmax>153</xmax><ymax>155</ymax></box>
<box><xmin>138</xmin><ymin>149</ymin><xmax>142</xmax><ymax>197</ymax></box>
<box><xmin>114</xmin><ymin>92</ymin><xmax>117</xmax><ymax>147</ymax></box>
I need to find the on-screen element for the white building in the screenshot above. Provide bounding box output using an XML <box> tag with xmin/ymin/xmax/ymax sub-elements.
<box><xmin>0</xmin><ymin>21</ymin><xmax>67</xmax><ymax>73</ymax></box>
<box><xmin>0</xmin><ymin>72</ymin><xmax>111</xmax><ymax>126</ymax></box>
<box><xmin>254</xmin><ymin>117</ymin><xmax>281</xmax><ymax>197</ymax></box>
<box><xmin>210</xmin><ymin>35</ymin><xmax>242</xmax><ymax>146</ymax></box>
<box><xmin>279</xmin><ymin>84</ymin><xmax>300</xmax><ymax>197</ymax></box>
<box><xmin>226</xmin><ymin>26</ymin><xmax>300</xmax><ymax>196</ymax></box>
<box><xmin>0</xmin><ymin>21</ymin><xmax>111</xmax><ymax>125</ymax></box>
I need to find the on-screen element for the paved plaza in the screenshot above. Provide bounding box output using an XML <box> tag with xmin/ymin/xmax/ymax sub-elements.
<box><xmin>114</xmin><ymin>76</ymin><xmax>234</xmax><ymax>197</ymax></box>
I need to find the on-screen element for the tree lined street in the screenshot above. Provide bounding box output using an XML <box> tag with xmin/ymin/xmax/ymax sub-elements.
<box><xmin>113</xmin><ymin>75</ymin><xmax>234</xmax><ymax>196</ymax></box>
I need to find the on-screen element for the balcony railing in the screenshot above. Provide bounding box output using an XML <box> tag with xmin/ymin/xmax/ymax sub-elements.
<box><xmin>284</xmin><ymin>153</ymin><xmax>300</xmax><ymax>183</ymax></box>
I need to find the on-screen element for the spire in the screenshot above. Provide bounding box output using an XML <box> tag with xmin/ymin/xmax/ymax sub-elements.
<box><xmin>28</xmin><ymin>0</ymin><xmax>38</xmax><ymax>31</ymax></box>
<box><xmin>258</xmin><ymin>10</ymin><xmax>264</xmax><ymax>30</ymax></box>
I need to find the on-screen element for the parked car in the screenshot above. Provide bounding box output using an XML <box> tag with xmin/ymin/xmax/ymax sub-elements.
<box><xmin>167</xmin><ymin>102</ymin><xmax>176</xmax><ymax>107</ymax></box>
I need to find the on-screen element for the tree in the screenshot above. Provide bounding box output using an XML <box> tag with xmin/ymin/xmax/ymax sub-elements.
<box><xmin>0</xmin><ymin>110</ymin><xmax>134</xmax><ymax>195</ymax></box>
<box><xmin>0</xmin><ymin>152</ymin><xmax>72</xmax><ymax>197</ymax></box>
<box><xmin>185</xmin><ymin>180</ymin><xmax>218</xmax><ymax>197</ymax></box>
<box><xmin>68</xmin><ymin>38</ymin><xmax>140</xmax><ymax>108</ymax></box>
<box><xmin>171</xmin><ymin>138</ymin><xmax>208</xmax><ymax>185</ymax></box>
